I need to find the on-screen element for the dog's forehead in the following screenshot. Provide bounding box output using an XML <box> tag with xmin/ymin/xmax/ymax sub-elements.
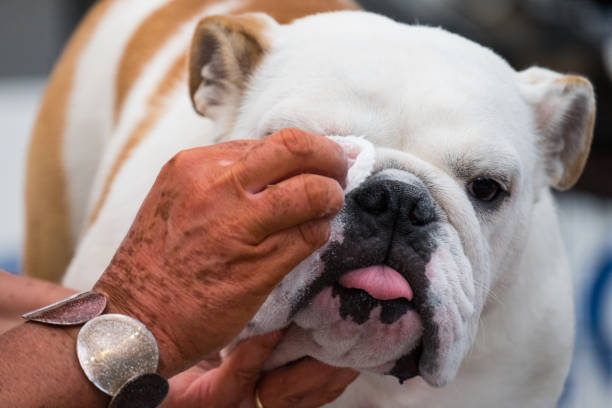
<box><xmin>236</xmin><ymin>11</ymin><xmax>533</xmax><ymax>156</ymax></box>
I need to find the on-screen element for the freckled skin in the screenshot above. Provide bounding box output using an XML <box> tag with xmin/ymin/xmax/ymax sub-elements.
<box><xmin>93</xmin><ymin>129</ymin><xmax>349</xmax><ymax>378</ymax></box>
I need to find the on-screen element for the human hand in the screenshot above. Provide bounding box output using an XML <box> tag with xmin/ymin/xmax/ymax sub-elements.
<box><xmin>161</xmin><ymin>331</ymin><xmax>359</xmax><ymax>408</ymax></box>
<box><xmin>93</xmin><ymin>128</ymin><xmax>348</xmax><ymax>376</ymax></box>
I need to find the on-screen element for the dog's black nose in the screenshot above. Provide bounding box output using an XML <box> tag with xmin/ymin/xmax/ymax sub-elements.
<box><xmin>352</xmin><ymin>174</ymin><xmax>436</xmax><ymax>228</ymax></box>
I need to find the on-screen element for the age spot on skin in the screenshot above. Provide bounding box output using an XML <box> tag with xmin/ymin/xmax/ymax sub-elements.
<box><xmin>191</xmin><ymin>289</ymin><xmax>204</xmax><ymax>299</ymax></box>
<box><xmin>154</xmin><ymin>200</ymin><xmax>172</xmax><ymax>221</ymax></box>
<box><xmin>149</xmin><ymin>274</ymin><xmax>169</xmax><ymax>290</ymax></box>
<box><xmin>131</xmin><ymin>232</ymin><xmax>144</xmax><ymax>246</ymax></box>
<box><xmin>114</xmin><ymin>258</ymin><xmax>133</xmax><ymax>275</ymax></box>
<box><xmin>184</xmin><ymin>226</ymin><xmax>206</xmax><ymax>238</ymax></box>
<box><xmin>196</xmin><ymin>269</ymin><xmax>209</xmax><ymax>281</ymax></box>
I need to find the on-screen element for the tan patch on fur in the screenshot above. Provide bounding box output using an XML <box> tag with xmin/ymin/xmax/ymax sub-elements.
<box><xmin>555</xmin><ymin>76</ymin><xmax>596</xmax><ymax>190</ymax></box>
<box><xmin>90</xmin><ymin>54</ymin><xmax>188</xmax><ymax>225</ymax></box>
<box><xmin>114</xmin><ymin>0</ymin><xmax>217</xmax><ymax>122</ymax></box>
<box><xmin>236</xmin><ymin>0</ymin><xmax>360</xmax><ymax>23</ymax></box>
<box><xmin>24</xmin><ymin>0</ymin><xmax>116</xmax><ymax>282</ymax></box>
<box><xmin>555</xmin><ymin>75</ymin><xmax>591</xmax><ymax>89</ymax></box>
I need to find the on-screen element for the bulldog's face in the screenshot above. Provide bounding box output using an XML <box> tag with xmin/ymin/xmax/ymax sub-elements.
<box><xmin>188</xmin><ymin>11</ymin><xmax>594</xmax><ymax>386</ymax></box>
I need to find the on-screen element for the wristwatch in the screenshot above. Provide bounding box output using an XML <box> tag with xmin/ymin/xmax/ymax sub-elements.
<box><xmin>23</xmin><ymin>291</ymin><xmax>169</xmax><ymax>408</ymax></box>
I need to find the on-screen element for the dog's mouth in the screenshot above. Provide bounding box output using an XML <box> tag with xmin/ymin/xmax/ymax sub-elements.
<box><xmin>338</xmin><ymin>265</ymin><xmax>414</xmax><ymax>301</ymax></box>
<box><xmin>330</xmin><ymin>264</ymin><xmax>424</xmax><ymax>379</ymax></box>
<box><xmin>331</xmin><ymin>265</ymin><xmax>416</xmax><ymax>325</ymax></box>
<box><xmin>287</xmin><ymin>240</ymin><xmax>431</xmax><ymax>381</ymax></box>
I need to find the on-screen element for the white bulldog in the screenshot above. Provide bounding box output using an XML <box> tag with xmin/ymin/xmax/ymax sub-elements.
<box><xmin>26</xmin><ymin>2</ymin><xmax>594</xmax><ymax>407</ymax></box>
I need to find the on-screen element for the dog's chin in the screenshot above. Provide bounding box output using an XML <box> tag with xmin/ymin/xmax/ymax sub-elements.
<box><xmin>264</xmin><ymin>285</ymin><xmax>425</xmax><ymax>383</ymax></box>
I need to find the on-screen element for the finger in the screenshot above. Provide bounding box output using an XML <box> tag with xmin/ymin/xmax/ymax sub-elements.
<box><xmin>214</xmin><ymin>331</ymin><xmax>284</xmax><ymax>395</ymax></box>
<box><xmin>295</xmin><ymin>369</ymin><xmax>359</xmax><ymax>408</ymax></box>
<box><xmin>257</xmin><ymin>358</ymin><xmax>359</xmax><ymax>408</ymax></box>
<box><xmin>171</xmin><ymin>331</ymin><xmax>283</xmax><ymax>408</ymax></box>
<box><xmin>162</xmin><ymin>332</ymin><xmax>280</xmax><ymax>408</ymax></box>
<box><xmin>246</xmin><ymin>174</ymin><xmax>344</xmax><ymax>241</ymax></box>
<box><xmin>233</xmin><ymin>128</ymin><xmax>348</xmax><ymax>193</ymax></box>
<box><xmin>241</xmin><ymin>218</ymin><xmax>332</xmax><ymax>294</ymax></box>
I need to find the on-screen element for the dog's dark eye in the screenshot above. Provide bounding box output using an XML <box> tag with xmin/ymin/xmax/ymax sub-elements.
<box><xmin>468</xmin><ymin>178</ymin><xmax>502</xmax><ymax>201</ymax></box>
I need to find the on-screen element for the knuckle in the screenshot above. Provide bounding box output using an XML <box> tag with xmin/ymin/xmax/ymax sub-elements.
<box><xmin>242</xmin><ymin>208</ymin><xmax>269</xmax><ymax>242</ymax></box>
<box><xmin>302</xmin><ymin>176</ymin><xmax>344</xmax><ymax>217</ymax></box>
<box><xmin>276</xmin><ymin>127</ymin><xmax>316</xmax><ymax>156</ymax></box>
<box><xmin>162</xmin><ymin>149</ymin><xmax>197</xmax><ymax>183</ymax></box>
<box><xmin>166</xmin><ymin>149</ymin><xmax>193</xmax><ymax>170</ymax></box>
<box><xmin>298</xmin><ymin>219</ymin><xmax>331</xmax><ymax>248</ymax></box>
<box><xmin>228</xmin><ymin>162</ymin><xmax>249</xmax><ymax>192</ymax></box>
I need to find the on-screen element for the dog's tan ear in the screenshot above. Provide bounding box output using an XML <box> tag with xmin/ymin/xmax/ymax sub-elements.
<box><xmin>188</xmin><ymin>13</ymin><xmax>277</xmax><ymax>121</ymax></box>
<box><xmin>518</xmin><ymin>67</ymin><xmax>595</xmax><ymax>190</ymax></box>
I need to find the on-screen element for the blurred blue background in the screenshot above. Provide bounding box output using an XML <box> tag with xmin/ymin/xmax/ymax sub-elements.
<box><xmin>0</xmin><ymin>0</ymin><xmax>610</xmax><ymax>405</ymax></box>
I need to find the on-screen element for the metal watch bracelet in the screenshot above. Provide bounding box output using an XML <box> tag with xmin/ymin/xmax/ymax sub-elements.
<box><xmin>22</xmin><ymin>291</ymin><xmax>169</xmax><ymax>408</ymax></box>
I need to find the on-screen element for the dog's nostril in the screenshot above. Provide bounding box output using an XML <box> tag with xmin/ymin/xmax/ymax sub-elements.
<box><xmin>408</xmin><ymin>204</ymin><xmax>429</xmax><ymax>226</ymax></box>
<box><xmin>408</xmin><ymin>207</ymin><xmax>423</xmax><ymax>226</ymax></box>
<box><xmin>355</xmin><ymin>187</ymin><xmax>388</xmax><ymax>215</ymax></box>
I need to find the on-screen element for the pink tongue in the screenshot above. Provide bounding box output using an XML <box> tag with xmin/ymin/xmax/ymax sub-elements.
<box><xmin>338</xmin><ymin>265</ymin><xmax>413</xmax><ymax>301</ymax></box>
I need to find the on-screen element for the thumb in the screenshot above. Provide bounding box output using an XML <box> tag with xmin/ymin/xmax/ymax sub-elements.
<box><xmin>209</xmin><ymin>330</ymin><xmax>284</xmax><ymax>405</ymax></box>
<box><xmin>221</xmin><ymin>330</ymin><xmax>284</xmax><ymax>387</ymax></box>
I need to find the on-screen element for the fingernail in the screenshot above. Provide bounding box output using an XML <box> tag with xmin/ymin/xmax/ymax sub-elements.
<box><xmin>345</xmin><ymin>145</ymin><xmax>361</xmax><ymax>161</ymax></box>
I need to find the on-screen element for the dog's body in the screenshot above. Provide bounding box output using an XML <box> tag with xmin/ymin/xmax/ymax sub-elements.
<box><xmin>25</xmin><ymin>0</ymin><xmax>595</xmax><ymax>406</ymax></box>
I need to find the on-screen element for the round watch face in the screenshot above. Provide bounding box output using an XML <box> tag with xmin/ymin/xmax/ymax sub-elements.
<box><xmin>77</xmin><ymin>314</ymin><xmax>159</xmax><ymax>396</ymax></box>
